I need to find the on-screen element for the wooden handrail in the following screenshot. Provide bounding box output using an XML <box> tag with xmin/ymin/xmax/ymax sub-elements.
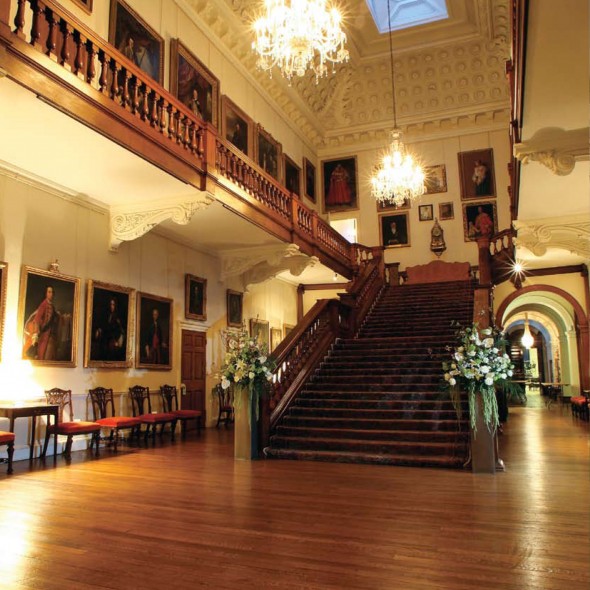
<box><xmin>0</xmin><ymin>0</ymin><xmax>362</xmax><ymax>279</ymax></box>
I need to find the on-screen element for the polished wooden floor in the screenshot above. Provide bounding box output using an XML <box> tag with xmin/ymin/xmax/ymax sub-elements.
<box><xmin>1</xmin><ymin>396</ymin><xmax>588</xmax><ymax>590</ymax></box>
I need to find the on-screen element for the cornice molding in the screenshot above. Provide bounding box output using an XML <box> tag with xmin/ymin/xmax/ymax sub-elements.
<box><xmin>513</xmin><ymin>216</ymin><xmax>590</xmax><ymax>259</ymax></box>
<box><xmin>220</xmin><ymin>244</ymin><xmax>318</xmax><ymax>290</ymax></box>
<box><xmin>514</xmin><ymin>127</ymin><xmax>589</xmax><ymax>176</ymax></box>
<box><xmin>109</xmin><ymin>194</ymin><xmax>214</xmax><ymax>252</ymax></box>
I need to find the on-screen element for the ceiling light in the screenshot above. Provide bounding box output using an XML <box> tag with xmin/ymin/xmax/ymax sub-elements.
<box><xmin>370</xmin><ymin>0</ymin><xmax>425</xmax><ymax>206</ymax></box>
<box><xmin>252</xmin><ymin>0</ymin><xmax>349</xmax><ymax>84</ymax></box>
<box><xmin>521</xmin><ymin>314</ymin><xmax>534</xmax><ymax>349</ymax></box>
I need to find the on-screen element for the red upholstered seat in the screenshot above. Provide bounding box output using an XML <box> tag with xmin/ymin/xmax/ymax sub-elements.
<box><xmin>43</xmin><ymin>388</ymin><xmax>101</xmax><ymax>458</ymax></box>
<box><xmin>0</xmin><ymin>431</ymin><xmax>15</xmax><ymax>474</ymax></box>
<box><xmin>96</xmin><ymin>416</ymin><xmax>141</xmax><ymax>429</ymax></box>
<box><xmin>160</xmin><ymin>385</ymin><xmax>202</xmax><ymax>438</ymax></box>
<box><xmin>137</xmin><ymin>412</ymin><xmax>177</xmax><ymax>424</ymax></box>
<box><xmin>0</xmin><ymin>431</ymin><xmax>15</xmax><ymax>444</ymax></box>
<box><xmin>129</xmin><ymin>385</ymin><xmax>177</xmax><ymax>442</ymax></box>
<box><xmin>571</xmin><ymin>396</ymin><xmax>586</xmax><ymax>404</ymax></box>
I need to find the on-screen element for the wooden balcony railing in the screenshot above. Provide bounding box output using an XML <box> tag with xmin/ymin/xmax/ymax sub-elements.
<box><xmin>0</xmin><ymin>0</ymin><xmax>362</xmax><ymax>278</ymax></box>
<box><xmin>259</xmin><ymin>253</ymin><xmax>386</xmax><ymax>449</ymax></box>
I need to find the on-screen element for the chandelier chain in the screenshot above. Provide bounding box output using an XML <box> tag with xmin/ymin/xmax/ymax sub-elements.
<box><xmin>387</xmin><ymin>0</ymin><xmax>397</xmax><ymax>128</ymax></box>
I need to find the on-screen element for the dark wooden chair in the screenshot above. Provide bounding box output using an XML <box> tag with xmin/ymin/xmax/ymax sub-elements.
<box><xmin>571</xmin><ymin>391</ymin><xmax>589</xmax><ymax>421</ymax></box>
<box><xmin>89</xmin><ymin>387</ymin><xmax>142</xmax><ymax>452</ymax></box>
<box><xmin>128</xmin><ymin>385</ymin><xmax>177</xmax><ymax>442</ymax></box>
<box><xmin>159</xmin><ymin>385</ymin><xmax>202</xmax><ymax>438</ymax></box>
<box><xmin>42</xmin><ymin>388</ymin><xmax>101</xmax><ymax>458</ymax></box>
<box><xmin>0</xmin><ymin>431</ymin><xmax>15</xmax><ymax>474</ymax></box>
<box><xmin>215</xmin><ymin>384</ymin><xmax>233</xmax><ymax>428</ymax></box>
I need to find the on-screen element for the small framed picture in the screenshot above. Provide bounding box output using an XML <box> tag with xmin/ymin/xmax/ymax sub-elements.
<box><xmin>463</xmin><ymin>201</ymin><xmax>498</xmax><ymax>241</ymax></box>
<box><xmin>284</xmin><ymin>155</ymin><xmax>302</xmax><ymax>197</ymax></box>
<box><xmin>439</xmin><ymin>202</ymin><xmax>454</xmax><ymax>220</ymax></box>
<box><xmin>185</xmin><ymin>274</ymin><xmax>207</xmax><ymax>321</ymax></box>
<box><xmin>458</xmin><ymin>148</ymin><xmax>496</xmax><ymax>200</ymax></box>
<box><xmin>379</xmin><ymin>213</ymin><xmax>410</xmax><ymax>248</ymax></box>
<box><xmin>419</xmin><ymin>204</ymin><xmax>434</xmax><ymax>221</ymax></box>
<box><xmin>424</xmin><ymin>164</ymin><xmax>447</xmax><ymax>194</ymax></box>
<box><xmin>322</xmin><ymin>156</ymin><xmax>359</xmax><ymax>213</ymax></box>
<box><xmin>71</xmin><ymin>0</ymin><xmax>93</xmax><ymax>14</ymax></box>
<box><xmin>136</xmin><ymin>292</ymin><xmax>172</xmax><ymax>370</ymax></box>
<box><xmin>256</xmin><ymin>124</ymin><xmax>282</xmax><ymax>182</ymax></box>
<box><xmin>270</xmin><ymin>327</ymin><xmax>283</xmax><ymax>352</ymax></box>
<box><xmin>227</xmin><ymin>289</ymin><xmax>243</xmax><ymax>328</ymax></box>
<box><xmin>84</xmin><ymin>280</ymin><xmax>134</xmax><ymax>368</ymax></box>
<box><xmin>109</xmin><ymin>0</ymin><xmax>164</xmax><ymax>85</ymax></box>
<box><xmin>170</xmin><ymin>39</ymin><xmax>220</xmax><ymax>129</ymax></box>
<box><xmin>250</xmin><ymin>318</ymin><xmax>270</xmax><ymax>349</ymax></box>
<box><xmin>283</xmin><ymin>323</ymin><xmax>294</xmax><ymax>338</ymax></box>
<box><xmin>377</xmin><ymin>197</ymin><xmax>411</xmax><ymax>212</ymax></box>
<box><xmin>221</xmin><ymin>96</ymin><xmax>254</xmax><ymax>158</ymax></box>
<box><xmin>19</xmin><ymin>266</ymin><xmax>80</xmax><ymax>366</ymax></box>
<box><xmin>0</xmin><ymin>261</ymin><xmax>7</xmax><ymax>362</ymax></box>
<box><xmin>303</xmin><ymin>158</ymin><xmax>316</xmax><ymax>203</ymax></box>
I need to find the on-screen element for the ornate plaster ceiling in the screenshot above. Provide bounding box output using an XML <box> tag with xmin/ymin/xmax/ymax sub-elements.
<box><xmin>181</xmin><ymin>0</ymin><xmax>511</xmax><ymax>148</ymax></box>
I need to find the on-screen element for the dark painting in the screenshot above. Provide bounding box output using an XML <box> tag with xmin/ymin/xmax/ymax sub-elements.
<box><xmin>137</xmin><ymin>292</ymin><xmax>172</xmax><ymax>370</ymax></box>
<box><xmin>185</xmin><ymin>274</ymin><xmax>207</xmax><ymax>321</ymax></box>
<box><xmin>284</xmin><ymin>155</ymin><xmax>301</xmax><ymax>196</ymax></box>
<box><xmin>379</xmin><ymin>213</ymin><xmax>410</xmax><ymax>248</ymax></box>
<box><xmin>227</xmin><ymin>290</ymin><xmax>243</xmax><ymax>328</ymax></box>
<box><xmin>222</xmin><ymin>96</ymin><xmax>253</xmax><ymax>157</ymax></box>
<box><xmin>463</xmin><ymin>201</ymin><xmax>498</xmax><ymax>241</ymax></box>
<box><xmin>322</xmin><ymin>157</ymin><xmax>358</xmax><ymax>213</ymax></box>
<box><xmin>256</xmin><ymin>125</ymin><xmax>282</xmax><ymax>181</ymax></box>
<box><xmin>304</xmin><ymin>158</ymin><xmax>316</xmax><ymax>202</ymax></box>
<box><xmin>458</xmin><ymin>148</ymin><xmax>496</xmax><ymax>200</ymax></box>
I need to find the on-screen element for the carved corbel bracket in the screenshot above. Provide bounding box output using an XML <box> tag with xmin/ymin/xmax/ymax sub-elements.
<box><xmin>513</xmin><ymin>216</ymin><xmax>590</xmax><ymax>259</ymax></box>
<box><xmin>220</xmin><ymin>243</ymin><xmax>318</xmax><ymax>290</ymax></box>
<box><xmin>109</xmin><ymin>194</ymin><xmax>214</xmax><ymax>251</ymax></box>
<box><xmin>514</xmin><ymin>127</ymin><xmax>589</xmax><ymax>176</ymax></box>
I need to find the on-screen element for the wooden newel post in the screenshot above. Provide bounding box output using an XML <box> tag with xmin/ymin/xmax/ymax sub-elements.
<box><xmin>387</xmin><ymin>263</ymin><xmax>400</xmax><ymax>287</ymax></box>
<box><xmin>258</xmin><ymin>390</ymin><xmax>271</xmax><ymax>454</ymax></box>
<box><xmin>477</xmin><ymin>236</ymin><xmax>492</xmax><ymax>287</ymax></box>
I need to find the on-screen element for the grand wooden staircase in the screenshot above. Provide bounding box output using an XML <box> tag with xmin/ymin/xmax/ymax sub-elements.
<box><xmin>266</xmin><ymin>280</ymin><xmax>474</xmax><ymax>468</ymax></box>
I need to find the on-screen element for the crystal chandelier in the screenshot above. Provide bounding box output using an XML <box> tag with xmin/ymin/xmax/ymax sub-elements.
<box><xmin>252</xmin><ymin>0</ymin><xmax>349</xmax><ymax>84</ymax></box>
<box><xmin>371</xmin><ymin>0</ymin><xmax>425</xmax><ymax>206</ymax></box>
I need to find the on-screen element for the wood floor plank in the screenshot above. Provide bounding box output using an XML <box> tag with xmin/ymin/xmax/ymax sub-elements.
<box><xmin>0</xmin><ymin>397</ymin><xmax>588</xmax><ymax>590</ymax></box>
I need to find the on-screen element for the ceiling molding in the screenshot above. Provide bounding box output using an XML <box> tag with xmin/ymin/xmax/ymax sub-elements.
<box><xmin>514</xmin><ymin>127</ymin><xmax>590</xmax><ymax>176</ymax></box>
<box><xmin>220</xmin><ymin>243</ymin><xmax>319</xmax><ymax>290</ymax></box>
<box><xmin>109</xmin><ymin>194</ymin><xmax>215</xmax><ymax>252</ymax></box>
<box><xmin>513</xmin><ymin>216</ymin><xmax>590</xmax><ymax>260</ymax></box>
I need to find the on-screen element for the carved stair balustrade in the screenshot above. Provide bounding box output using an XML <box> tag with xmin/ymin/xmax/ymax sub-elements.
<box><xmin>0</xmin><ymin>0</ymin><xmax>361</xmax><ymax>278</ymax></box>
<box><xmin>489</xmin><ymin>228</ymin><xmax>517</xmax><ymax>285</ymax></box>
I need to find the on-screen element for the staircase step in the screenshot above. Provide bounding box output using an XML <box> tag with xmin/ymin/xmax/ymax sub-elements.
<box><xmin>288</xmin><ymin>407</ymin><xmax>458</xmax><ymax>419</ymax></box>
<box><xmin>295</xmin><ymin>398</ymin><xmax>461</xmax><ymax>410</ymax></box>
<box><xmin>282</xmin><ymin>416</ymin><xmax>465</xmax><ymax>431</ymax></box>
<box><xmin>265</xmin><ymin>448</ymin><xmax>466</xmax><ymax>468</ymax></box>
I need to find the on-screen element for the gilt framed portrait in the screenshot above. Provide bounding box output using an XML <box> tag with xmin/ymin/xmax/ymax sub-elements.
<box><xmin>424</xmin><ymin>164</ymin><xmax>447</xmax><ymax>194</ymax></box>
<box><xmin>284</xmin><ymin>155</ymin><xmax>301</xmax><ymax>197</ymax></box>
<box><xmin>379</xmin><ymin>213</ymin><xmax>410</xmax><ymax>249</ymax></box>
<box><xmin>185</xmin><ymin>274</ymin><xmax>207</xmax><ymax>321</ymax></box>
<box><xmin>283</xmin><ymin>323</ymin><xmax>294</xmax><ymax>338</ymax></box>
<box><xmin>270</xmin><ymin>328</ymin><xmax>283</xmax><ymax>352</ymax></box>
<box><xmin>322</xmin><ymin>156</ymin><xmax>358</xmax><ymax>213</ymax></box>
<box><xmin>458</xmin><ymin>148</ymin><xmax>496</xmax><ymax>200</ymax></box>
<box><xmin>256</xmin><ymin>125</ymin><xmax>282</xmax><ymax>181</ymax></box>
<box><xmin>136</xmin><ymin>292</ymin><xmax>172</xmax><ymax>370</ymax></box>
<box><xmin>249</xmin><ymin>318</ymin><xmax>270</xmax><ymax>349</ymax></box>
<box><xmin>439</xmin><ymin>202</ymin><xmax>454</xmax><ymax>220</ymax></box>
<box><xmin>463</xmin><ymin>201</ymin><xmax>498</xmax><ymax>241</ymax></box>
<box><xmin>71</xmin><ymin>0</ymin><xmax>93</xmax><ymax>14</ymax></box>
<box><xmin>227</xmin><ymin>289</ymin><xmax>243</xmax><ymax>328</ymax></box>
<box><xmin>419</xmin><ymin>204</ymin><xmax>434</xmax><ymax>221</ymax></box>
<box><xmin>109</xmin><ymin>0</ymin><xmax>164</xmax><ymax>84</ymax></box>
<box><xmin>170</xmin><ymin>39</ymin><xmax>219</xmax><ymax>128</ymax></box>
<box><xmin>377</xmin><ymin>197</ymin><xmax>411</xmax><ymax>212</ymax></box>
<box><xmin>221</xmin><ymin>96</ymin><xmax>254</xmax><ymax>157</ymax></box>
<box><xmin>19</xmin><ymin>266</ymin><xmax>80</xmax><ymax>366</ymax></box>
<box><xmin>303</xmin><ymin>157</ymin><xmax>316</xmax><ymax>203</ymax></box>
<box><xmin>84</xmin><ymin>280</ymin><xmax>134</xmax><ymax>368</ymax></box>
<box><xmin>0</xmin><ymin>261</ymin><xmax>6</xmax><ymax>362</ymax></box>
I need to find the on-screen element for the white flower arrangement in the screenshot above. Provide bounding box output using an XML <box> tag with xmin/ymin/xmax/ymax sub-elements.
<box><xmin>219</xmin><ymin>325</ymin><xmax>275</xmax><ymax>420</ymax></box>
<box><xmin>443</xmin><ymin>322</ymin><xmax>515</xmax><ymax>434</ymax></box>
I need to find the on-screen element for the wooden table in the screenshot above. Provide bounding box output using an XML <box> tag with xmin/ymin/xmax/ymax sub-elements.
<box><xmin>0</xmin><ymin>403</ymin><xmax>59</xmax><ymax>460</ymax></box>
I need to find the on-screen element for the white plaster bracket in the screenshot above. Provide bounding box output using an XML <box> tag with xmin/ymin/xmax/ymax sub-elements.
<box><xmin>109</xmin><ymin>194</ymin><xmax>214</xmax><ymax>251</ymax></box>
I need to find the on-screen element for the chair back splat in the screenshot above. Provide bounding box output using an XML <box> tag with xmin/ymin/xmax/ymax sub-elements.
<box><xmin>129</xmin><ymin>385</ymin><xmax>177</xmax><ymax>443</ymax></box>
<box><xmin>159</xmin><ymin>384</ymin><xmax>202</xmax><ymax>438</ymax></box>
<box><xmin>88</xmin><ymin>386</ymin><xmax>116</xmax><ymax>420</ymax></box>
<box><xmin>44</xmin><ymin>387</ymin><xmax>75</xmax><ymax>422</ymax></box>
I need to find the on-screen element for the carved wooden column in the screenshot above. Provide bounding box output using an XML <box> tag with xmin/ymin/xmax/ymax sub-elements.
<box><xmin>477</xmin><ymin>236</ymin><xmax>492</xmax><ymax>287</ymax></box>
<box><xmin>296</xmin><ymin>285</ymin><xmax>304</xmax><ymax>322</ymax></box>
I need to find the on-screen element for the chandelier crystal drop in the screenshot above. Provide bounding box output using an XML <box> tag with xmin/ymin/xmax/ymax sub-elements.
<box><xmin>370</xmin><ymin>0</ymin><xmax>425</xmax><ymax>206</ymax></box>
<box><xmin>252</xmin><ymin>0</ymin><xmax>349</xmax><ymax>84</ymax></box>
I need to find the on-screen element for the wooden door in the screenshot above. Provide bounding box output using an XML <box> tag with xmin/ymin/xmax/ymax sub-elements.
<box><xmin>181</xmin><ymin>330</ymin><xmax>207</xmax><ymax>426</ymax></box>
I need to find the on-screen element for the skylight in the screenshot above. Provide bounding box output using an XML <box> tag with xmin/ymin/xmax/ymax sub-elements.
<box><xmin>366</xmin><ymin>0</ymin><xmax>449</xmax><ymax>34</ymax></box>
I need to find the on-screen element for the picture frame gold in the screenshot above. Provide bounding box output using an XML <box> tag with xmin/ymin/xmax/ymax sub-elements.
<box><xmin>270</xmin><ymin>327</ymin><xmax>283</xmax><ymax>352</ymax></box>
<box><xmin>303</xmin><ymin>157</ymin><xmax>316</xmax><ymax>203</ymax></box>
<box><xmin>377</xmin><ymin>198</ymin><xmax>411</xmax><ymax>212</ymax></box>
<box><xmin>109</xmin><ymin>0</ymin><xmax>164</xmax><ymax>85</ymax></box>
<box><xmin>19</xmin><ymin>266</ymin><xmax>80</xmax><ymax>367</ymax></box>
<box><xmin>463</xmin><ymin>201</ymin><xmax>498</xmax><ymax>241</ymax></box>
<box><xmin>170</xmin><ymin>39</ymin><xmax>220</xmax><ymax>129</ymax></box>
<box><xmin>424</xmin><ymin>164</ymin><xmax>447</xmax><ymax>194</ymax></box>
<box><xmin>439</xmin><ymin>201</ymin><xmax>454</xmax><ymax>220</ymax></box>
<box><xmin>255</xmin><ymin>124</ymin><xmax>282</xmax><ymax>182</ymax></box>
<box><xmin>0</xmin><ymin>261</ymin><xmax>7</xmax><ymax>362</ymax></box>
<box><xmin>227</xmin><ymin>289</ymin><xmax>243</xmax><ymax>328</ymax></box>
<box><xmin>283</xmin><ymin>323</ymin><xmax>294</xmax><ymax>338</ymax></box>
<box><xmin>419</xmin><ymin>204</ymin><xmax>434</xmax><ymax>222</ymax></box>
<box><xmin>70</xmin><ymin>0</ymin><xmax>93</xmax><ymax>14</ymax></box>
<box><xmin>249</xmin><ymin>318</ymin><xmax>270</xmax><ymax>349</ymax></box>
<box><xmin>458</xmin><ymin>148</ymin><xmax>496</xmax><ymax>200</ymax></box>
<box><xmin>136</xmin><ymin>291</ymin><xmax>173</xmax><ymax>370</ymax></box>
<box><xmin>322</xmin><ymin>156</ymin><xmax>359</xmax><ymax>213</ymax></box>
<box><xmin>185</xmin><ymin>274</ymin><xmax>207</xmax><ymax>321</ymax></box>
<box><xmin>221</xmin><ymin>96</ymin><xmax>254</xmax><ymax>158</ymax></box>
<box><xmin>84</xmin><ymin>280</ymin><xmax>134</xmax><ymax>368</ymax></box>
<box><xmin>379</xmin><ymin>212</ymin><xmax>411</xmax><ymax>249</ymax></box>
<box><xmin>284</xmin><ymin>154</ymin><xmax>302</xmax><ymax>197</ymax></box>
